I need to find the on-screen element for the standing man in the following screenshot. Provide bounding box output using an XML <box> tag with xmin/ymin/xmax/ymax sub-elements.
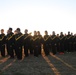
<box><xmin>51</xmin><ymin>31</ymin><xmax>57</xmax><ymax>55</ymax></box>
<box><xmin>56</xmin><ymin>34</ymin><xmax>60</xmax><ymax>53</ymax></box>
<box><xmin>43</xmin><ymin>31</ymin><xmax>50</xmax><ymax>56</ymax></box>
<box><xmin>32</xmin><ymin>31</ymin><xmax>39</xmax><ymax>57</ymax></box>
<box><xmin>49</xmin><ymin>34</ymin><xmax>52</xmax><ymax>52</ymax></box>
<box><xmin>29</xmin><ymin>34</ymin><xmax>34</xmax><ymax>55</ymax></box>
<box><xmin>59</xmin><ymin>32</ymin><xmax>64</xmax><ymax>54</ymax></box>
<box><xmin>23</xmin><ymin>29</ymin><xmax>31</xmax><ymax>57</ymax></box>
<box><xmin>64</xmin><ymin>34</ymin><xmax>67</xmax><ymax>52</ymax></box>
<box><xmin>37</xmin><ymin>31</ymin><xmax>43</xmax><ymax>55</ymax></box>
<box><xmin>6</xmin><ymin>28</ymin><xmax>15</xmax><ymax>58</ymax></box>
<box><xmin>0</xmin><ymin>29</ymin><xmax>6</xmax><ymax>57</ymax></box>
<box><xmin>67</xmin><ymin>31</ymin><xmax>72</xmax><ymax>52</ymax></box>
<box><xmin>73</xmin><ymin>34</ymin><xmax>76</xmax><ymax>52</ymax></box>
<box><xmin>15</xmin><ymin>28</ymin><xmax>23</xmax><ymax>60</ymax></box>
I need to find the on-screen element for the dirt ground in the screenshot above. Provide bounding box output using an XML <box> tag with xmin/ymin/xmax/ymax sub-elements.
<box><xmin>0</xmin><ymin>51</ymin><xmax>76</xmax><ymax>75</ymax></box>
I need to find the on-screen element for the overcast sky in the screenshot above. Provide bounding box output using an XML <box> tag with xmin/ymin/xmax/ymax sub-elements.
<box><xmin>0</xmin><ymin>0</ymin><xmax>76</xmax><ymax>35</ymax></box>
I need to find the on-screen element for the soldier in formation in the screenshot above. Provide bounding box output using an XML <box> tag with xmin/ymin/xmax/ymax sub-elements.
<box><xmin>6</xmin><ymin>28</ymin><xmax>15</xmax><ymax>58</ymax></box>
<box><xmin>43</xmin><ymin>31</ymin><xmax>50</xmax><ymax>55</ymax></box>
<box><xmin>32</xmin><ymin>31</ymin><xmax>39</xmax><ymax>57</ymax></box>
<box><xmin>0</xmin><ymin>28</ymin><xmax>76</xmax><ymax>59</ymax></box>
<box><xmin>0</xmin><ymin>29</ymin><xmax>6</xmax><ymax>57</ymax></box>
<box><xmin>23</xmin><ymin>29</ymin><xmax>31</xmax><ymax>57</ymax></box>
<box><xmin>14</xmin><ymin>28</ymin><xmax>23</xmax><ymax>60</ymax></box>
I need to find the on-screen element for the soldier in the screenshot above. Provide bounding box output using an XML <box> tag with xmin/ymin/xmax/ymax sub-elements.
<box><xmin>51</xmin><ymin>31</ymin><xmax>57</xmax><ymax>55</ymax></box>
<box><xmin>32</xmin><ymin>31</ymin><xmax>39</xmax><ymax>57</ymax></box>
<box><xmin>37</xmin><ymin>31</ymin><xmax>43</xmax><ymax>55</ymax></box>
<box><xmin>6</xmin><ymin>28</ymin><xmax>15</xmax><ymax>58</ymax></box>
<box><xmin>59</xmin><ymin>32</ymin><xmax>64</xmax><ymax>54</ymax></box>
<box><xmin>64</xmin><ymin>33</ymin><xmax>67</xmax><ymax>52</ymax></box>
<box><xmin>70</xmin><ymin>33</ymin><xmax>74</xmax><ymax>52</ymax></box>
<box><xmin>29</xmin><ymin>34</ymin><xmax>34</xmax><ymax>55</ymax></box>
<box><xmin>43</xmin><ymin>31</ymin><xmax>50</xmax><ymax>56</ymax></box>
<box><xmin>56</xmin><ymin>34</ymin><xmax>60</xmax><ymax>53</ymax></box>
<box><xmin>0</xmin><ymin>29</ymin><xmax>6</xmax><ymax>57</ymax></box>
<box><xmin>23</xmin><ymin>29</ymin><xmax>31</xmax><ymax>57</ymax></box>
<box><xmin>72</xmin><ymin>34</ymin><xmax>76</xmax><ymax>52</ymax></box>
<box><xmin>6</xmin><ymin>30</ymin><xmax>10</xmax><ymax>55</ymax></box>
<box><xmin>67</xmin><ymin>31</ymin><xmax>72</xmax><ymax>52</ymax></box>
<box><xmin>14</xmin><ymin>28</ymin><xmax>23</xmax><ymax>60</ymax></box>
<box><xmin>49</xmin><ymin>34</ymin><xmax>52</xmax><ymax>52</ymax></box>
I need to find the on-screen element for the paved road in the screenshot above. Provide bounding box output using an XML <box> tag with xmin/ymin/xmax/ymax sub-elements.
<box><xmin>0</xmin><ymin>52</ymin><xmax>76</xmax><ymax>75</ymax></box>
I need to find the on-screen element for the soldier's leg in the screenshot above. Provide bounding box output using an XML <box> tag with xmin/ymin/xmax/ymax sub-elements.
<box><xmin>1</xmin><ymin>45</ymin><xmax>5</xmax><ymax>57</ymax></box>
<box><xmin>73</xmin><ymin>43</ymin><xmax>76</xmax><ymax>52</ymax></box>
<box><xmin>67</xmin><ymin>43</ymin><xmax>69</xmax><ymax>52</ymax></box>
<box><xmin>24</xmin><ymin>46</ymin><xmax>29</xmax><ymax>57</ymax></box>
<box><xmin>38</xmin><ymin>45</ymin><xmax>41</xmax><ymax>55</ymax></box>
<box><xmin>44</xmin><ymin>45</ymin><xmax>49</xmax><ymax>56</ymax></box>
<box><xmin>56</xmin><ymin>43</ymin><xmax>60</xmax><ymax>53</ymax></box>
<box><xmin>15</xmin><ymin>47</ymin><xmax>17</xmax><ymax>56</ymax></box>
<box><xmin>68</xmin><ymin>43</ymin><xmax>71</xmax><ymax>52</ymax></box>
<box><xmin>6</xmin><ymin>45</ymin><xmax>10</xmax><ymax>55</ymax></box>
<box><xmin>52</xmin><ymin>45</ymin><xmax>56</xmax><ymax>55</ymax></box>
<box><xmin>75</xmin><ymin>43</ymin><xmax>76</xmax><ymax>52</ymax></box>
<box><xmin>49</xmin><ymin>44</ymin><xmax>52</xmax><ymax>52</ymax></box>
<box><xmin>43</xmin><ymin>45</ymin><xmax>46</xmax><ymax>55</ymax></box>
<box><xmin>46</xmin><ymin>45</ymin><xmax>49</xmax><ymax>55</ymax></box>
<box><xmin>18</xmin><ymin>46</ymin><xmax>22</xmax><ymax>60</ymax></box>
<box><xmin>0</xmin><ymin>47</ymin><xmax>1</xmax><ymax>56</ymax></box>
<box><xmin>34</xmin><ymin>46</ymin><xmax>38</xmax><ymax>57</ymax></box>
<box><xmin>30</xmin><ymin>47</ymin><xmax>33</xmax><ymax>54</ymax></box>
<box><xmin>59</xmin><ymin>44</ymin><xmax>61</xmax><ymax>53</ymax></box>
<box><xmin>69</xmin><ymin>43</ymin><xmax>72</xmax><ymax>52</ymax></box>
<box><xmin>62</xmin><ymin>44</ymin><xmax>64</xmax><ymax>52</ymax></box>
<box><xmin>72</xmin><ymin>43</ymin><xmax>74</xmax><ymax>52</ymax></box>
<box><xmin>71</xmin><ymin>43</ymin><xmax>73</xmax><ymax>52</ymax></box>
<box><xmin>29</xmin><ymin>44</ymin><xmax>33</xmax><ymax>55</ymax></box>
<box><xmin>9</xmin><ymin>47</ymin><xmax>14</xmax><ymax>58</ymax></box>
<box><xmin>64</xmin><ymin>42</ymin><xmax>66</xmax><ymax>52</ymax></box>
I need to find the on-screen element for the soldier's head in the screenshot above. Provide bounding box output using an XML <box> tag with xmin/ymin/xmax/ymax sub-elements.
<box><xmin>1</xmin><ymin>29</ymin><xmax>4</xmax><ymax>34</ymax></box>
<box><xmin>68</xmin><ymin>31</ymin><xmax>70</xmax><ymax>35</ymax></box>
<box><xmin>16</xmin><ymin>28</ymin><xmax>21</xmax><ymax>33</ymax></box>
<box><xmin>45</xmin><ymin>30</ymin><xmax>48</xmax><ymax>35</ymax></box>
<box><xmin>52</xmin><ymin>31</ymin><xmax>55</xmax><ymax>35</ymax></box>
<box><xmin>60</xmin><ymin>32</ymin><xmax>63</xmax><ymax>35</ymax></box>
<box><xmin>71</xmin><ymin>32</ymin><xmax>73</xmax><ymax>36</ymax></box>
<box><xmin>57</xmin><ymin>34</ymin><xmax>59</xmax><ymax>37</ymax></box>
<box><xmin>34</xmin><ymin>31</ymin><xmax>37</xmax><ymax>35</ymax></box>
<box><xmin>9</xmin><ymin>28</ymin><xmax>12</xmax><ymax>33</ymax></box>
<box><xmin>37</xmin><ymin>31</ymin><xmax>40</xmax><ymax>35</ymax></box>
<box><xmin>25</xmin><ymin>29</ymin><xmax>28</xmax><ymax>34</ymax></box>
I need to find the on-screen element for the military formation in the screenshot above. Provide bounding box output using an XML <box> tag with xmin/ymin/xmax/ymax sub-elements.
<box><xmin>0</xmin><ymin>28</ymin><xmax>76</xmax><ymax>60</ymax></box>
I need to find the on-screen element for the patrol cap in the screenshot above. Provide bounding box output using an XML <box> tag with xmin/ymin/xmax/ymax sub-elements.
<box><xmin>45</xmin><ymin>30</ymin><xmax>47</xmax><ymax>33</ymax></box>
<box><xmin>52</xmin><ymin>31</ymin><xmax>55</xmax><ymax>35</ymax></box>
<box><xmin>25</xmin><ymin>29</ymin><xmax>28</xmax><ymax>31</ymax></box>
<box><xmin>53</xmin><ymin>31</ymin><xmax>55</xmax><ymax>33</ymax></box>
<box><xmin>60</xmin><ymin>32</ymin><xmax>63</xmax><ymax>34</ymax></box>
<box><xmin>38</xmin><ymin>31</ymin><xmax>40</xmax><ymax>33</ymax></box>
<box><xmin>9</xmin><ymin>28</ymin><xmax>12</xmax><ymax>31</ymax></box>
<box><xmin>34</xmin><ymin>30</ymin><xmax>36</xmax><ymax>32</ymax></box>
<box><xmin>16</xmin><ymin>28</ymin><xmax>20</xmax><ymax>31</ymax></box>
<box><xmin>1</xmin><ymin>29</ymin><xmax>4</xmax><ymax>31</ymax></box>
